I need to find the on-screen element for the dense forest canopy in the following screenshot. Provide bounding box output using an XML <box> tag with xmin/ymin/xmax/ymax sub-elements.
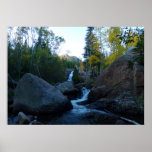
<box><xmin>8</xmin><ymin>26</ymin><xmax>144</xmax><ymax>84</ymax></box>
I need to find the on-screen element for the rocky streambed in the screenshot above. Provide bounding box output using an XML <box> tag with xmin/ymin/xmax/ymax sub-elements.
<box><xmin>8</xmin><ymin>74</ymin><xmax>140</xmax><ymax>125</ymax></box>
<box><xmin>40</xmin><ymin>87</ymin><xmax>140</xmax><ymax>125</ymax></box>
<box><xmin>8</xmin><ymin>50</ymin><xmax>144</xmax><ymax>125</ymax></box>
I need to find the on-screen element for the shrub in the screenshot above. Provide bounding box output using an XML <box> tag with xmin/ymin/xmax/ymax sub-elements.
<box><xmin>72</xmin><ymin>69</ymin><xmax>84</xmax><ymax>84</ymax></box>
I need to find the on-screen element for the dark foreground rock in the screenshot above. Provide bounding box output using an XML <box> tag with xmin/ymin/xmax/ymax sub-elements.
<box><xmin>35</xmin><ymin>110</ymin><xmax>132</xmax><ymax>125</ymax></box>
<box><xmin>81</xmin><ymin>111</ymin><xmax>131</xmax><ymax>125</ymax></box>
<box><xmin>13</xmin><ymin>73</ymin><xmax>72</xmax><ymax>115</ymax></box>
<box><xmin>86</xmin><ymin>99</ymin><xmax>143</xmax><ymax>124</ymax></box>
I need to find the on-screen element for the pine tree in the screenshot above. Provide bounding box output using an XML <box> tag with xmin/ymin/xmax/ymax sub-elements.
<box><xmin>84</xmin><ymin>27</ymin><xmax>101</xmax><ymax>78</ymax></box>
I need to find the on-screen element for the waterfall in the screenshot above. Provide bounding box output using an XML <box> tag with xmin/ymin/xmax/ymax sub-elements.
<box><xmin>70</xmin><ymin>87</ymin><xmax>90</xmax><ymax>112</ymax></box>
<box><xmin>67</xmin><ymin>71</ymin><xmax>74</xmax><ymax>81</ymax></box>
<box><xmin>78</xmin><ymin>87</ymin><xmax>90</xmax><ymax>102</ymax></box>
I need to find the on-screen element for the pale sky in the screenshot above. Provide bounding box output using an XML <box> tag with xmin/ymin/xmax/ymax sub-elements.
<box><xmin>50</xmin><ymin>27</ymin><xmax>87</xmax><ymax>59</ymax></box>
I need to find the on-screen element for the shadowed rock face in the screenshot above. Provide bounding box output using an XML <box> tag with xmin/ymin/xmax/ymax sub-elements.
<box><xmin>89</xmin><ymin>53</ymin><xmax>144</xmax><ymax>101</ymax></box>
<box><xmin>13</xmin><ymin>73</ymin><xmax>72</xmax><ymax>115</ymax></box>
<box><xmin>87</xmin><ymin>51</ymin><xmax>144</xmax><ymax>123</ymax></box>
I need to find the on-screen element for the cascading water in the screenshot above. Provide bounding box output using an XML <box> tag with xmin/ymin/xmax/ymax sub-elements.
<box><xmin>69</xmin><ymin>87</ymin><xmax>140</xmax><ymax>125</ymax></box>
<box><xmin>67</xmin><ymin>71</ymin><xmax>91</xmax><ymax>113</ymax></box>
<box><xmin>47</xmin><ymin>71</ymin><xmax>140</xmax><ymax>125</ymax></box>
<box><xmin>67</xmin><ymin>71</ymin><xmax>74</xmax><ymax>81</ymax></box>
<box><xmin>67</xmin><ymin>70</ymin><xmax>91</xmax><ymax>113</ymax></box>
<box><xmin>70</xmin><ymin>87</ymin><xmax>90</xmax><ymax>113</ymax></box>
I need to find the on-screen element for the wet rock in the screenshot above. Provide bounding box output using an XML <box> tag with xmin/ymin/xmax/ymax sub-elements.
<box><xmin>81</xmin><ymin>111</ymin><xmax>121</xmax><ymax>125</ymax></box>
<box><xmin>56</xmin><ymin>81</ymin><xmax>74</xmax><ymax>93</ymax></box>
<box><xmin>64</xmin><ymin>88</ymin><xmax>80</xmax><ymax>99</ymax></box>
<box><xmin>56</xmin><ymin>81</ymin><xmax>80</xmax><ymax>99</ymax></box>
<box><xmin>74</xmin><ymin>82</ymin><xmax>86</xmax><ymax>90</ymax></box>
<box><xmin>86</xmin><ymin>98</ymin><xmax>144</xmax><ymax>124</ymax></box>
<box><xmin>88</xmin><ymin>85</ymin><xmax>108</xmax><ymax>101</ymax></box>
<box><xmin>18</xmin><ymin>112</ymin><xmax>31</xmax><ymax>124</ymax></box>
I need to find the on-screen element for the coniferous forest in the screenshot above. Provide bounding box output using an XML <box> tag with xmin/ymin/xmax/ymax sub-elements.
<box><xmin>8</xmin><ymin>27</ymin><xmax>144</xmax><ymax>125</ymax></box>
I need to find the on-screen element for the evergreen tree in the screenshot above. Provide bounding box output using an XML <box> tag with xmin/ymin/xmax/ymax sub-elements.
<box><xmin>84</xmin><ymin>27</ymin><xmax>94</xmax><ymax>58</ymax></box>
<box><xmin>84</xmin><ymin>27</ymin><xmax>101</xmax><ymax>78</ymax></box>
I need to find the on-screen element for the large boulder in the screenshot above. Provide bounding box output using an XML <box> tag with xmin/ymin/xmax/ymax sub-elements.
<box><xmin>88</xmin><ymin>85</ymin><xmax>107</xmax><ymax>101</ymax></box>
<box><xmin>89</xmin><ymin>52</ymin><xmax>144</xmax><ymax>101</ymax></box>
<box><xmin>56</xmin><ymin>81</ymin><xmax>75</xmax><ymax>93</ymax></box>
<box><xmin>56</xmin><ymin>81</ymin><xmax>79</xmax><ymax>99</ymax></box>
<box><xmin>88</xmin><ymin>51</ymin><xmax>144</xmax><ymax>123</ymax></box>
<box><xmin>13</xmin><ymin>73</ymin><xmax>72</xmax><ymax>115</ymax></box>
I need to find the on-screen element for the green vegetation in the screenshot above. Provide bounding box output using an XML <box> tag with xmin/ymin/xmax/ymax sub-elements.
<box><xmin>83</xmin><ymin>27</ymin><xmax>101</xmax><ymax>78</ymax></box>
<box><xmin>8</xmin><ymin>27</ymin><xmax>79</xmax><ymax>84</ymax></box>
<box><xmin>8</xmin><ymin>27</ymin><xmax>144</xmax><ymax>84</ymax></box>
<box><xmin>72</xmin><ymin>68</ymin><xmax>84</xmax><ymax>84</ymax></box>
<box><xmin>83</xmin><ymin>27</ymin><xmax>144</xmax><ymax>79</ymax></box>
<box><xmin>134</xmin><ymin>30</ymin><xmax>144</xmax><ymax>66</ymax></box>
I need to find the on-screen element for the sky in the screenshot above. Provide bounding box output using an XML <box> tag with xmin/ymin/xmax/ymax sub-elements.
<box><xmin>9</xmin><ymin>27</ymin><xmax>144</xmax><ymax>60</ymax></box>
<box><xmin>49</xmin><ymin>27</ymin><xmax>87</xmax><ymax>59</ymax></box>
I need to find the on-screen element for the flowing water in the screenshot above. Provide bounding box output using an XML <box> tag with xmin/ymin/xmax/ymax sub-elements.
<box><xmin>70</xmin><ymin>87</ymin><xmax>90</xmax><ymax>113</ymax></box>
<box><xmin>39</xmin><ymin>71</ymin><xmax>140</xmax><ymax>125</ymax></box>
<box><xmin>67</xmin><ymin>71</ymin><xmax>74</xmax><ymax>81</ymax></box>
<box><xmin>8</xmin><ymin>71</ymin><xmax>140</xmax><ymax>125</ymax></box>
<box><xmin>45</xmin><ymin>86</ymin><xmax>139</xmax><ymax>125</ymax></box>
